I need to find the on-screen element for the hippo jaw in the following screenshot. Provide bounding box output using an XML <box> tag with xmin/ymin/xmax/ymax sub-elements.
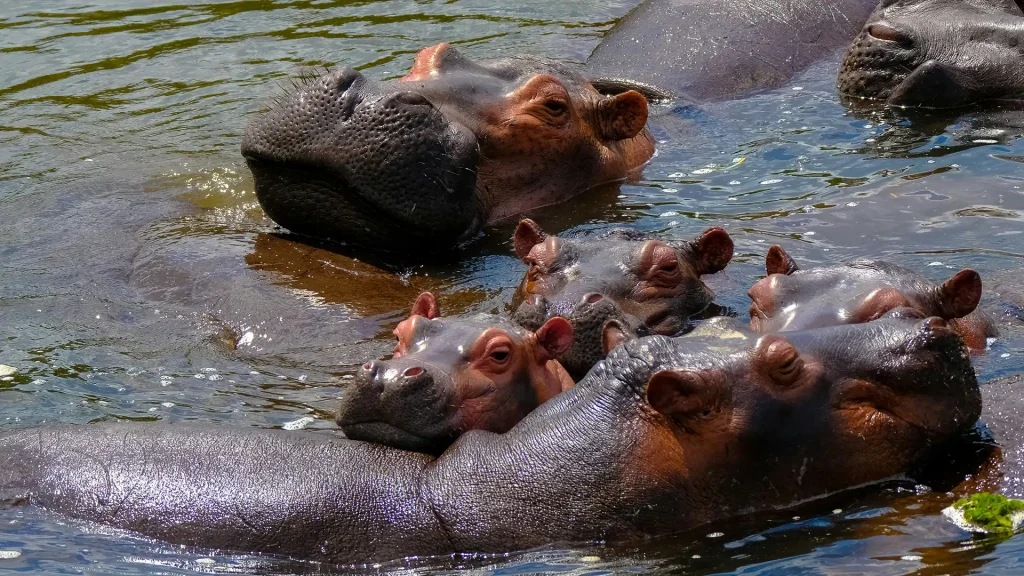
<box><xmin>838</xmin><ymin>0</ymin><xmax>1024</xmax><ymax>108</ymax></box>
<box><xmin>242</xmin><ymin>69</ymin><xmax>483</xmax><ymax>249</ymax></box>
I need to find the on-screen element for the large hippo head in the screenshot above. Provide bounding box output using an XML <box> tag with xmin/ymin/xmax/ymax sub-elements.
<box><xmin>242</xmin><ymin>43</ymin><xmax>655</xmax><ymax>249</ymax></box>
<box><xmin>838</xmin><ymin>0</ymin><xmax>1024</xmax><ymax>107</ymax></box>
<box><xmin>580</xmin><ymin>316</ymin><xmax>980</xmax><ymax>510</ymax></box>
<box><xmin>336</xmin><ymin>292</ymin><xmax>574</xmax><ymax>454</ymax></box>
<box><xmin>747</xmin><ymin>245</ymin><xmax>995</xmax><ymax>350</ymax></box>
<box><xmin>510</xmin><ymin>219</ymin><xmax>733</xmax><ymax>378</ymax></box>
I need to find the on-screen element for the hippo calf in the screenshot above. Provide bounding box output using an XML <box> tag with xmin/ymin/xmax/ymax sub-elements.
<box><xmin>337</xmin><ymin>292</ymin><xmax>574</xmax><ymax>454</ymax></box>
<box><xmin>747</xmin><ymin>244</ymin><xmax>995</xmax><ymax>350</ymax></box>
<box><xmin>242</xmin><ymin>44</ymin><xmax>654</xmax><ymax>249</ymax></box>
<box><xmin>839</xmin><ymin>0</ymin><xmax>1024</xmax><ymax>107</ymax></box>
<box><xmin>0</xmin><ymin>317</ymin><xmax>979</xmax><ymax>564</ymax></box>
<box><xmin>511</xmin><ymin>219</ymin><xmax>733</xmax><ymax>378</ymax></box>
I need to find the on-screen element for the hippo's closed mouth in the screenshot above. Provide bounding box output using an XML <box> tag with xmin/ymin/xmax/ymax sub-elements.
<box><xmin>339</xmin><ymin>421</ymin><xmax>437</xmax><ymax>447</ymax></box>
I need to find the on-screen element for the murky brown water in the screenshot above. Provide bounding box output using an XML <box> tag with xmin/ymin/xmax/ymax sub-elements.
<box><xmin>2</xmin><ymin>0</ymin><xmax>1024</xmax><ymax>573</ymax></box>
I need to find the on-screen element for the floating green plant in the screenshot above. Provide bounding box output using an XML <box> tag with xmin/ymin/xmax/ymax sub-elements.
<box><xmin>944</xmin><ymin>492</ymin><xmax>1024</xmax><ymax>534</ymax></box>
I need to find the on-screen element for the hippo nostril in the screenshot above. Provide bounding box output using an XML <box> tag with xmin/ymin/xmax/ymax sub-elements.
<box><xmin>583</xmin><ymin>293</ymin><xmax>604</xmax><ymax>305</ymax></box>
<box><xmin>335</xmin><ymin>68</ymin><xmax>363</xmax><ymax>93</ymax></box>
<box><xmin>403</xmin><ymin>366</ymin><xmax>425</xmax><ymax>378</ymax></box>
<box><xmin>393</xmin><ymin>91</ymin><xmax>432</xmax><ymax>107</ymax></box>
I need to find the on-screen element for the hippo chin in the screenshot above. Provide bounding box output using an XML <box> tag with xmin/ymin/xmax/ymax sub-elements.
<box><xmin>839</xmin><ymin>0</ymin><xmax>1024</xmax><ymax>108</ymax></box>
<box><xmin>747</xmin><ymin>244</ymin><xmax>997</xmax><ymax>350</ymax></box>
<box><xmin>510</xmin><ymin>219</ymin><xmax>733</xmax><ymax>378</ymax></box>
<box><xmin>0</xmin><ymin>318</ymin><xmax>979</xmax><ymax>564</ymax></box>
<box><xmin>337</xmin><ymin>292</ymin><xmax>574</xmax><ymax>454</ymax></box>
<box><xmin>242</xmin><ymin>44</ymin><xmax>654</xmax><ymax>249</ymax></box>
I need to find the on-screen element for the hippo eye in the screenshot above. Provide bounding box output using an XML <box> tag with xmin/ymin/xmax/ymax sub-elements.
<box><xmin>542</xmin><ymin>99</ymin><xmax>568</xmax><ymax>115</ymax></box>
<box><xmin>658</xmin><ymin>261</ymin><xmax>678</xmax><ymax>274</ymax></box>
<box><xmin>488</xmin><ymin>347</ymin><xmax>511</xmax><ymax>364</ymax></box>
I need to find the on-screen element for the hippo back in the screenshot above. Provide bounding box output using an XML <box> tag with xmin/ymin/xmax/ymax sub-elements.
<box><xmin>587</xmin><ymin>0</ymin><xmax>879</xmax><ymax>101</ymax></box>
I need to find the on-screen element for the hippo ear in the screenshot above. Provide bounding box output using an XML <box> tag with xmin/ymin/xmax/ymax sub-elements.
<box><xmin>596</xmin><ymin>90</ymin><xmax>649</xmax><ymax>141</ymax></box>
<box><xmin>410</xmin><ymin>292</ymin><xmax>440</xmax><ymax>319</ymax></box>
<box><xmin>690</xmin><ymin>227</ymin><xmax>734</xmax><ymax>276</ymax></box>
<box><xmin>513</xmin><ymin>219</ymin><xmax>547</xmax><ymax>261</ymax></box>
<box><xmin>601</xmin><ymin>320</ymin><xmax>634</xmax><ymax>355</ymax></box>
<box><xmin>645</xmin><ymin>370</ymin><xmax>716</xmax><ymax>421</ymax></box>
<box><xmin>534</xmin><ymin>316</ymin><xmax>573</xmax><ymax>361</ymax></box>
<box><xmin>886</xmin><ymin>60</ymin><xmax>975</xmax><ymax>109</ymax></box>
<box><xmin>765</xmin><ymin>245</ymin><xmax>799</xmax><ymax>276</ymax></box>
<box><xmin>936</xmin><ymin>269</ymin><xmax>982</xmax><ymax>319</ymax></box>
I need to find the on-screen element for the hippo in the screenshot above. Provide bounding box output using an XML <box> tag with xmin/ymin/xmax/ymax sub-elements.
<box><xmin>241</xmin><ymin>45</ymin><xmax>655</xmax><ymax>249</ymax></box>
<box><xmin>0</xmin><ymin>317</ymin><xmax>979</xmax><ymax>564</ymax></box>
<box><xmin>510</xmin><ymin>219</ymin><xmax>733</xmax><ymax>378</ymax></box>
<box><xmin>242</xmin><ymin>0</ymin><xmax>880</xmax><ymax>250</ymax></box>
<box><xmin>336</xmin><ymin>292</ymin><xmax>574</xmax><ymax>454</ymax></box>
<box><xmin>588</xmin><ymin>0</ymin><xmax>880</xmax><ymax>103</ymax></box>
<box><xmin>839</xmin><ymin>0</ymin><xmax>1024</xmax><ymax>107</ymax></box>
<box><xmin>746</xmin><ymin>244</ymin><xmax>996</xmax><ymax>351</ymax></box>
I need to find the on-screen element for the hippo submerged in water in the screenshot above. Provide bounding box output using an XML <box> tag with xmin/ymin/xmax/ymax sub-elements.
<box><xmin>839</xmin><ymin>0</ymin><xmax>1024</xmax><ymax>107</ymax></box>
<box><xmin>242</xmin><ymin>45</ymin><xmax>655</xmax><ymax>249</ymax></box>
<box><xmin>746</xmin><ymin>244</ymin><xmax>997</xmax><ymax>350</ymax></box>
<box><xmin>242</xmin><ymin>0</ymin><xmax>879</xmax><ymax>249</ymax></box>
<box><xmin>0</xmin><ymin>317</ymin><xmax>979</xmax><ymax>564</ymax></box>
<box><xmin>336</xmin><ymin>292</ymin><xmax>574</xmax><ymax>454</ymax></box>
<box><xmin>510</xmin><ymin>219</ymin><xmax>734</xmax><ymax>378</ymax></box>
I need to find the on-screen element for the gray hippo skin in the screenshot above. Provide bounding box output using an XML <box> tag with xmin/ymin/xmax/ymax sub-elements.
<box><xmin>0</xmin><ymin>318</ymin><xmax>979</xmax><ymax>564</ymax></box>
<box><xmin>587</xmin><ymin>0</ymin><xmax>880</xmax><ymax>102</ymax></box>
<box><xmin>839</xmin><ymin>0</ymin><xmax>1024</xmax><ymax>107</ymax></box>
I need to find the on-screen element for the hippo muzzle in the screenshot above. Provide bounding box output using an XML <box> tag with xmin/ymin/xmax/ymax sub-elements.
<box><xmin>242</xmin><ymin>68</ymin><xmax>482</xmax><ymax>249</ymax></box>
<box><xmin>337</xmin><ymin>358</ymin><xmax>460</xmax><ymax>454</ymax></box>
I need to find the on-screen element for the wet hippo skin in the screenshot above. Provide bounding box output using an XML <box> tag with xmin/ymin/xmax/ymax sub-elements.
<box><xmin>587</xmin><ymin>0</ymin><xmax>880</xmax><ymax>103</ymax></box>
<box><xmin>839</xmin><ymin>0</ymin><xmax>1024</xmax><ymax>108</ymax></box>
<box><xmin>0</xmin><ymin>318</ymin><xmax>979</xmax><ymax>565</ymax></box>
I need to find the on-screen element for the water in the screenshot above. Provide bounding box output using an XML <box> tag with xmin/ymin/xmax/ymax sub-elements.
<box><xmin>1</xmin><ymin>0</ymin><xmax>1024</xmax><ymax>573</ymax></box>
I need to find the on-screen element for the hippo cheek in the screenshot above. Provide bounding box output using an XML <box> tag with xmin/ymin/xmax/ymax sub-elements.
<box><xmin>243</xmin><ymin>70</ymin><xmax>483</xmax><ymax>248</ymax></box>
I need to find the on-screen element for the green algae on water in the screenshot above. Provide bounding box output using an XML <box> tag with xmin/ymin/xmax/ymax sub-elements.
<box><xmin>943</xmin><ymin>493</ymin><xmax>1024</xmax><ymax>534</ymax></box>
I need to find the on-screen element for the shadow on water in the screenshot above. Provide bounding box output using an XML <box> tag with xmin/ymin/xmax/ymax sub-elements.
<box><xmin>3</xmin><ymin>0</ymin><xmax>1024</xmax><ymax>573</ymax></box>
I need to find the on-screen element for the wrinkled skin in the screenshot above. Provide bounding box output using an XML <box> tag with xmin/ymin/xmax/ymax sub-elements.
<box><xmin>336</xmin><ymin>292</ymin><xmax>574</xmax><ymax>454</ymax></box>
<box><xmin>0</xmin><ymin>318</ymin><xmax>978</xmax><ymax>564</ymax></box>
<box><xmin>747</xmin><ymin>244</ymin><xmax>997</xmax><ymax>351</ymax></box>
<box><xmin>588</xmin><ymin>0</ymin><xmax>879</xmax><ymax>102</ymax></box>
<box><xmin>241</xmin><ymin>43</ymin><xmax>654</xmax><ymax>249</ymax></box>
<box><xmin>839</xmin><ymin>0</ymin><xmax>1024</xmax><ymax>107</ymax></box>
<box><xmin>511</xmin><ymin>219</ymin><xmax>733</xmax><ymax>378</ymax></box>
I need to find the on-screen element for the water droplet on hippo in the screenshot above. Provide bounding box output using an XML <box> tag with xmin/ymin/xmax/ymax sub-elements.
<box><xmin>901</xmin><ymin>555</ymin><xmax>922</xmax><ymax>562</ymax></box>
<box><xmin>706</xmin><ymin>532</ymin><xmax>724</xmax><ymax>538</ymax></box>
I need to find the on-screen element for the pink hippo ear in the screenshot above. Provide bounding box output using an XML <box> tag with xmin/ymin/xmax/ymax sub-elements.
<box><xmin>534</xmin><ymin>316</ymin><xmax>573</xmax><ymax>362</ymax></box>
<box><xmin>765</xmin><ymin>245</ymin><xmax>799</xmax><ymax>276</ymax></box>
<box><xmin>645</xmin><ymin>370</ymin><xmax>717</xmax><ymax>421</ymax></box>
<box><xmin>410</xmin><ymin>292</ymin><xmax>440</xmax><ymax>319</ymax></box>
<box><xmin>691</xmin><ymin>227</ymin><xmax>734</xmax><ymax>276</ymax></box>
<box><xmin>596</xmin><ymin>90</ymin><xmax>649</xmax><ymax>141</ymax></box>
<box><xmin>514</xmin><ymin>218</ymin><xmax>548</xmax><ymax>261</ymax></box>
<box><xmin>601</xmin><ymin>320</ymin><xmax>633</xmax><ymax>355</ymax></box>
<box><xmin>937</xmin><ymin>269</ymin><xmax>982</xmax><ymax>319</ymax></box>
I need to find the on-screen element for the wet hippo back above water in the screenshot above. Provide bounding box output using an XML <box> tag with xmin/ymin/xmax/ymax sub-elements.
<box><xmin>587</xmin><ymin>0</ymin><xmax>880</xmax><ymax>102</ymax></box>
<box><xmin>0</xmin><ymin>318</ymin><xmax>979</xmax><ymax>564</ymax></box>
